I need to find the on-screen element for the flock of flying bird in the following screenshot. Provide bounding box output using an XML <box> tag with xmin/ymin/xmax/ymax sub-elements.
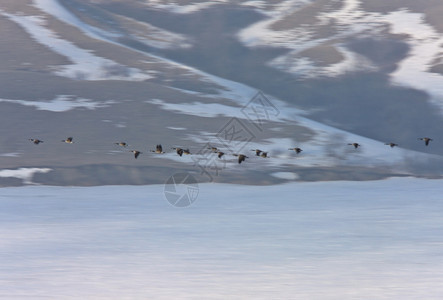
<box><xmin>27</xmin><ymin>136</ymin><xmax>435</xmax><ymax>164</ymax></box>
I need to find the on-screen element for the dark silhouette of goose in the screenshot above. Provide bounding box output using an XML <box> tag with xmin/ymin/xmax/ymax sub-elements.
<box><xmin>251</xmin><ymin>149</ymin><xmax>263</xmax><ymax>156</ymax></box>
<box><xmin>233</xmin><ymin>154</ymin><xmax>248</xmax><ymax>164</ymax></box>
<box><xmin>151</xmin><ymin>144</ymin><xmax>165</xmax><ymax>154</ymax></box>
<box><xmin>172</xmin><ymin>147</ymin><xmax>184</xmax><ymax>157</ymax></box>
<box><xmin>348</xmin><ymin>143</ymin><xmax>361</xmax><ymax>149</ymax></box>
<box><xmin>62</xmin><ymin>137</ymin><xmax>74</xmax><ymax>144</ymax></box>
<box><xmin>129</xmin><ymin>150</ymin><xmax>142</xmax><ymax>159</ymax></box>
<box><xmin>115</xmin><ymin>142</ymin><xmax>128</xmax><ymax>147</ymax></box>
<box><xmin>385</xmin><ymin>142</ymin><xmax>398</xmax><ymax>148</ymax></box>
<box><xmin>418</xmin><ymin>137</ymin><xmax>433</xmax><ymax>146</ymax></box>
<box><xmin>29</xmin><ymin>138</ymin><xmax>43</xmax><ymax>145</ymax></box>
<box><xmin>183</xmin><ymin>149</ymin><xmax>191</xmax><ymax>155</ymax></box>
<box><xmin>288</xmin><ymin>147</ymin><xmax>303</xmax><ymax>154</ymax></box>
<box><xmin>217</xmin><ymin>151</ymin><xmax>225</xmax><ymax>159</ymax></box>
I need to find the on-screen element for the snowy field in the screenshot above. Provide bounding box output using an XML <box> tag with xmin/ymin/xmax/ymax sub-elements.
<box><xmin>1</xmin><ymin>178</ymin><xmax>443</xmax><ymax>299</ymax></box>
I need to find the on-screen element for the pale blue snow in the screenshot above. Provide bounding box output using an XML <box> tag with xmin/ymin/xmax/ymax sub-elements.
<box><xmin>0</xmin><ymin>178</ymin><xmax>443</xmax><ymax>299</ymax></box>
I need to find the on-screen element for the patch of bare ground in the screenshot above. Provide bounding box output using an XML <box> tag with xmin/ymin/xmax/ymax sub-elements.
<box><xmin>298</xmin><ymin>44</ymin><xmax>344</xmax><ymax>67</ymax></box>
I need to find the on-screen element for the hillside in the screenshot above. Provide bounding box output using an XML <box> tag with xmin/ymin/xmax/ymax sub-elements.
<box><xmin>1</xmin><ymin>0</ymin><xmax>443</xmax><ymax>185</ymax></box>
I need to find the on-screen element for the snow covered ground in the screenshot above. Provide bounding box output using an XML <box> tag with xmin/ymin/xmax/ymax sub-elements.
<box><xmin>0</xmin><ymin>95</ymin><xmax>114</xmax><ymax>112</ymax></box>
<box><xmin>238</xmin><ymin>0</ymin><xmax>443</xmax><ymax>111</ymax></box>
<box><xmin>1</xmin><ymin>178</ymin><xmax>443</xmax><ymax>299</ymax></box>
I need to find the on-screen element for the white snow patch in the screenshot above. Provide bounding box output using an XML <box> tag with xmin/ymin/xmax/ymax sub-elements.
<box><xmin>33</xmin><ymin>0</ymin><xmax>120</xmax><ymax>41</ymax></box>
<box><xmin>241</xmin><ymin>0</ymin><xmax>268</xmax><ymax>10</ymax></box>
<box><xmin>147</xmin><ymin>99</ymin><xmax>243</xmax><ymax>118</ymax></box>
<box><xmin>271</xmin><ymin>45</ymin><xmax>375</xmax><ymax>78</ymax></box>
<box><xmin>385</xmin><ymin>9</ymin><xmax>443</xmax><ymax>110</ymax></box>
<box><xmin>0</xmin><ymin>168</ymin><xmax>52</xmax><ymax>184</ymax></box>
<box><xmin>271</xmin><ymin>171</ymin><xmax>299</xmax><ymax>180</ymax></box>
<box><xmin>1</xmin><ymin>11</ymin><xmax>152</xmax><ymax>81</ymax></box>
<box><xmin>0</xmin><ymin>95</ymin><xmax>114</xmax><ymax>112</ymax></box>
<box><xmin>144</xmin><ymin>0</ymin><xmax>228</xmax><ymax>14</ymax></box>
<box><xmin>0</xmin><ymin>152</ymin><xmax>22</xmax><ymax>157</ymax></box>
<box><xmin>33</xmin><ymin>0</ymin><xmax>191</xmax><ymax>50</ymax></box>
<box><xmin>167</xmin><ymin>126</ymin><xmax>187</xmax><ymax>131</ymax></box>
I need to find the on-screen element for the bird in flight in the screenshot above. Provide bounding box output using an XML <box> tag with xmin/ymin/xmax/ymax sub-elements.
<box><xmin>385</xmin><ymin>142</ymin><xmax>398</xmax><ymax>148</ymax></box>
<box><xmin>62</xmin><ymin>137</ymin><xmax>74</xmax><ymax>144</ymax></box>
<box><xmin>288</xmin><ymin>147</ymin><xmax>303</xmax><ymax>154</ymax></box>
<box><xmin>418</xmin><ymin>137</ymin><xmax>433</xmax><ymax>146</ymax></box>
<box><xmin>172</xmin><ymin>147</ymin><xmax>184</xmax><ymax>157</ymax></box>
<box><xmin>151</xmin><ymin>144</ymin><xmax>165</xmax><ymax>154</ymax></box>
<box><xmin>129</xmin><ymin>150</ymin><xmax>142</xmax><ymax>159</ymax></box>
<box><xmin>29</xmin><ymin>138</ymin><xmax>43</xmax><ymax>145</ymax></box>
<box><xmin>233</xmin><ymin>154</ymin><xmax>248</xmax><ymax>164</ymax></box>
<box><xmin>115</xmin><ymin>142</ymin><xmax>128</xmax><ymax>147</ymax></box>
<box><xmin>251</xmin><ymin>149</ymin><xmax>263</xmax><ymax>156</ymax></box>
<box><xmin>348</xmin><ymin>143</ymin><xmax>361</xmax><ymax>149</ymax></box>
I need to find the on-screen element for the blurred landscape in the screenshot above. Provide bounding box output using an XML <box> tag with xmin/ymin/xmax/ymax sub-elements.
<box><xmin>3</xmin><ymin>3</ymin><xmax>443</xmax><ymax>298</ymax></box>
<box><xmin>2</xmin><ymin>178</ymin><xmax>443</xmax><ymax>298</ymax></box>
<box><xmin>2</xmin><ymin>0</ymin><xmax>443</xmax><ymax>186</ymax></box>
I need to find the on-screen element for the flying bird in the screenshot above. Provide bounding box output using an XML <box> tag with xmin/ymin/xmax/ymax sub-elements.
<box><xmin>172</xmin><ymin>147</ymin><xmax>184</xmax><ymax>157</ymax></box>
<box><xmin>288</xmin><ymin>147</ymin><xmax>303</xmax><ymax>154</ymax></box>
<box><xmin>418</xmin><ymin>137</ymin><xmax>433</xmax><ymax>146</ymax></box>
<box><xmin>385</xmin><ymin>142</ymin><xmax>398</xmax><ymax>148</ymax></box>
<box><xmin>151</xmin><ymin>144</ymin><xmax>165</xmax><ymax>154</ymax></box>
<box><xmin>62</xmin><ymin>137</ymin><xmax>74</xmax><ymax>144</ymax></box>
<box><xmin>29</xmin><ymin>138</ymin><xmax>43</xmax><ymax>145</ymax></box>
<box><xmin>129</xmin><ymin>150</ymin><xmax>142</xmax><ymax>159</ymax></box>
<box><xmin>348</xmin><ymin>143</ymin><xmax>361</xmax><ymax>149</ymax></box>
<box><xmin>115</xmin><ymin>142</ymin><xmax>128</xmax><ymax>147</ymax></box>
<box><xmin>251</xmin><ymin>149</ymin><xmax>263</xmax><ymax>156</ymax></box>
<box><xmin>233</xmin><ymin>154</ymin><xmax>248</xmax><ymax>164</ymax></box>
<box><xmin>217</xmin><ymin>151</ymin><xmax>225</xmax><ymax>159</ymax></box>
